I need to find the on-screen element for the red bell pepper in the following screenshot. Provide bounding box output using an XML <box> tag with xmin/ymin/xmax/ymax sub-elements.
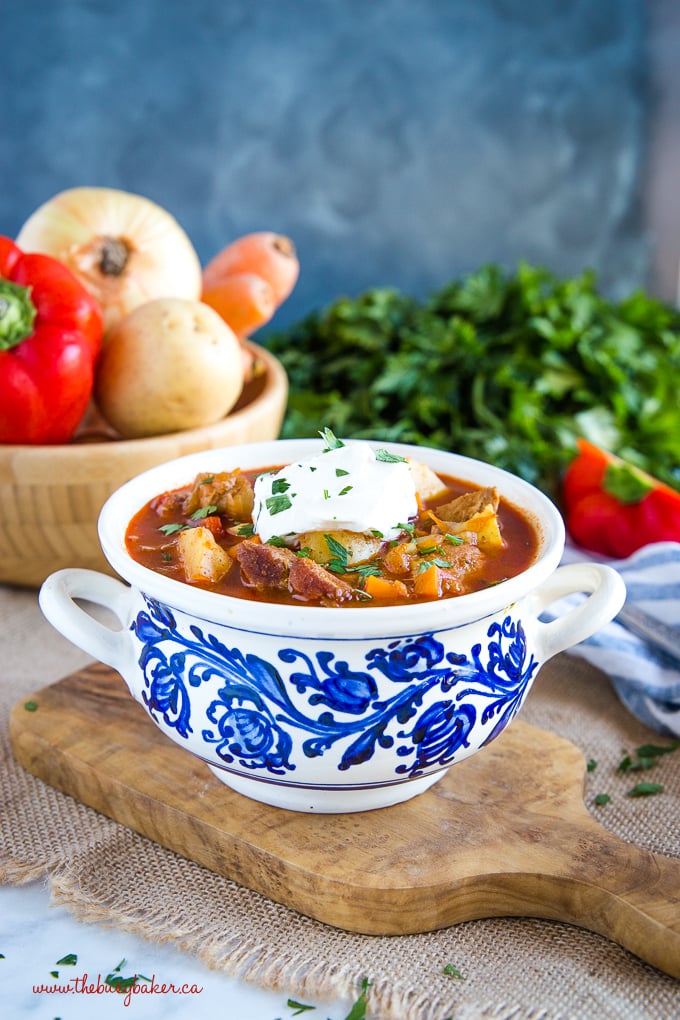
<box><xmin>0</xmin><ymin>235</ymin><xmax>103</xmax><ymax>444</ymax></box>
<box><xmin>562</xmin><ymin>438</ymin><xmax>680</xmax><ymax>558</ymax></box>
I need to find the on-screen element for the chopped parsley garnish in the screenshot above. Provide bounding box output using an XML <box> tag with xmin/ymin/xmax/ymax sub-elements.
<box><xmin>418</xmin><ymin>556</ymin><xmax>451</xmax><ymax>571</ymax></box>
<box><xmin>287</xmin><ymin>999</ymin><xmax>315</xmax><ymax>1015</ymax></box>
<box><xmin>323</xmin><ymin>489</ymin><xmax>330</xmax><ymax>500</ymax></box>
<box><xmin>627</xmin><ymin>781</ymin><xmax>665</xmax><ymax>797</ymax></box>
<box><xmin>335</xmin><ymin>468</ymin><xmax>350</xmax><ymax>477</ymax></box>
<box><xmin>266</xmin><ymin>536</ymin><xmax>287</xmax><ymax>547</ymax></box>
<box><xmin>56</xmin><ymin>954</ymin><xmax>78</xmax><ymax>966</ymax></box>
<box><xmin>593</xmin><ymin>793</ymin><xmax>611</xmax><ymax>806</ymax></box>
<box><xmin>324</xmin><ymin>534</ymin><xmax>350</xmax><ymax>573</ymax></box>
<box><xmin>319</xmin><ymin>426</ymin><xmax>344</xmax><ymax>451</ymax></box>
<box><xmin>339</xmin><ymin>485</ymin><xmax>353</xmax><ymax>495</ymax></box>
<box><xmin>443</xmin><ymin>532</ymin><xmax>465</xmax><ymax>546</ymax></box>
<box><xmin>191</xmin><ymin>504</ymin><xmax>218</xmax><ymax>520</ymax></box>
<box><xmin>617</xmin><ymin>740</ymin><xmax>679</xmax><ymax>773</ymax></box>
<box><xmin>266</xmin><ymin>493</ymin><xmax>293</xmax><ymax>515</ymax></box>
<box><xmin>344</xmin><ymin>977</ymin><xmax>371</xmax><ymax>1020</ymax></box>
<box><xmin>200</xmin><ymin>475</ymin><xmax>215</xmax><ymax>485</ymax></box>
<box><xmin>159</xmin><ymin>504</ymin><xmax>218</xmax><ymax>536</ymax></box>
<box><xmin>235</xmin><ymin>523</ymin><xmax>255</xmax><ymax>536</ymax></box>
<box><xmin>442</xmin><ymin>963</ymin><xmax>464</xmax><ymax>979</ymax></box>
<box><xmin>159</xmin><ymin>522</ymin><xmax>187</xmax><ymax>536</ymax></box>
<box><xmin>271</xmin><ymin>478</ymin><xmax>291</xmax><ymax>494</ymax></box>
<box><xmin>375</xmin><ymin>448</ymin><xmax>407</xmax><ymax>463</ymax></box>
<box><xmin>351</xmin><ymin>562</ymin><xmax>383</xmax><ymax>579</ymax></box>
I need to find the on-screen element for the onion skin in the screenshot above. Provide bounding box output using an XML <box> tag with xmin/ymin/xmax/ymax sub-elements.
<box><xmin>16</xmin><ymin>187</ymin><xmax>203</xmax><ymax>336</ymax></box>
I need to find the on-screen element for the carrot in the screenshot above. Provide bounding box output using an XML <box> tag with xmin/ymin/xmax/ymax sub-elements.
<box><xmin>413</xmin><ymin>564</ymin><xmax>442</xmax><ymax>599</ymax></box>
<box><xmin>202</xmin><ymin>232</ymin><xmax>299</xmax><ymax>305</ymax></box>
<box><xmin>364</xmin><ymin>574</ymin><xmax>409</xmax><ymax>601</ymax></box>
<box><xmin>201</xmin><ymin>271</ymin><xmax>277</xmax><ymax>338</ymax></box>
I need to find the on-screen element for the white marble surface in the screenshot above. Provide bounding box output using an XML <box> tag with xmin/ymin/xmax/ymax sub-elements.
<box><xmin>1</xmin><ymin>585</ymin><xmax>352</xmax><ymax>1019</ymax></box>
<box><xmin>0</xmin><ymin>880</ymin><xmax>351</xmax><ymax>1018</ymax></box>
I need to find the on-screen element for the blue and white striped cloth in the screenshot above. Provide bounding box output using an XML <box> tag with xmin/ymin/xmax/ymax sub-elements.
<box><xmin>557</xmin><ymin>541</ymin><xmax>680</xmax><ymax>737</ymax></box>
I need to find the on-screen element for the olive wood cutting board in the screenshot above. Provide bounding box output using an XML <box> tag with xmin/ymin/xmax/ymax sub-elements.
<box><xmin>9</xmin><ymin>662</ymin><xmax>680</xmax><ymax>979</ymax></box>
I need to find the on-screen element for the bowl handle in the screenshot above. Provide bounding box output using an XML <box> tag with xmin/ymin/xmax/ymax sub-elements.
<box><xmin>39</xmin><ymin>568</ymin><xmax>137</xmax><ymax>679</ymax></box>
<box><xmin>528</xmin><ymin>562</ymin><xmax>626</xmax><ymax>663</ymax></box>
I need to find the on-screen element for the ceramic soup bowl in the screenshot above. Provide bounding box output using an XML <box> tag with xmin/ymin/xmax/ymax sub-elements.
<box><xmin>39</xmin><ymin>439</ymin><xmax>626</xmax><ymax>813</ymax></box>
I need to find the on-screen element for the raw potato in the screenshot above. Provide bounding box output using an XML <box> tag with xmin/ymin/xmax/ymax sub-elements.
<box><xmin>95</xmin><ymin>298</ymin><xmax>245</xmax><ymax>438</ymax></box>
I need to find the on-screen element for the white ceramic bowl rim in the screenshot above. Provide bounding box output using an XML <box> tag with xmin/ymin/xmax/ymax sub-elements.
<box><xmin>97</xmin><ymin>438</ymin><xmax>566</xmax><ymax>639</ymax></box>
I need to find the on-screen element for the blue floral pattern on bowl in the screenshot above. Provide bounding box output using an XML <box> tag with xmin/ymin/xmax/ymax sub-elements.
<box><xmin>131</xmin><ymin>595</ymin><xmax>538</xmax><ymax>785</ymax></box>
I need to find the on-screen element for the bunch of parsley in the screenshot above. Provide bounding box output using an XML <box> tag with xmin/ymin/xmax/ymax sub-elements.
<box><xmin>267</xmin><ymin>262</ymin><xmax>680</xmax><ymax>499</ymax></box>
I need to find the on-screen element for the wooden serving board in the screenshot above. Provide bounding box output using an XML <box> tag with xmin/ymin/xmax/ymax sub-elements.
<box><xmin>9</xmin><ymin>663</ymin><xmax>680</xmax><ymax>978</ymax></box>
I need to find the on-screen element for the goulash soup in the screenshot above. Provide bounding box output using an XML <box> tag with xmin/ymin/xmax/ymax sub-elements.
<box><xmin>125</xmin><ymin>435</ymin><xmax>539</xmax><ymax>607</ymax></box>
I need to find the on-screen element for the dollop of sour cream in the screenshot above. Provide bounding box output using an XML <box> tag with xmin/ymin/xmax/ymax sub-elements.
<box><xmin>252</xmin><ymin>441</ymin><xmax>418</xmax><ymax>544</ymax></box>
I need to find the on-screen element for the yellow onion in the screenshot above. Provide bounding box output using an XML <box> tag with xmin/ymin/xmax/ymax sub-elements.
<box><xmin>16</xmin><ymin>187</ymin><xmax>202</xmax><ymax>335</ymax></box>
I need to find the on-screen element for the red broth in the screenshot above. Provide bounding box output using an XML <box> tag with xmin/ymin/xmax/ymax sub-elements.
<box><xmin>125</xmin><ymin>467</ymin><xmax>539</xmax><ymax>607</ymax></box>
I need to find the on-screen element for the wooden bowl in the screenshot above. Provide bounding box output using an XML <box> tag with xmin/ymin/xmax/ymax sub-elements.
<box><xmin>0</xmin><ymin>342</ymin><xmax>288</xmax><ymax>589</ymax></box>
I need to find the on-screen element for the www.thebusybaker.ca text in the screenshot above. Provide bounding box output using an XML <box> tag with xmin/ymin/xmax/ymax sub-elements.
<box><xmin>33</xmin><ymin>973</ymin><xmax>204</xmax><ymax>1008</ymax></box>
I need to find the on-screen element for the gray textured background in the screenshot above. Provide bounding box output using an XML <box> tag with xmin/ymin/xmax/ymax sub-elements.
<box><xmin>2</xmin><ymin>0</ymin><xmax>672</xmax><ymax>335</ymax></box>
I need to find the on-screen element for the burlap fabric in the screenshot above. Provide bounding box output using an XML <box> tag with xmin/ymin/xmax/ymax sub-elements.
<box><xmin>1</xmin><ymin>584</ymin><xmax>679</xmax><ymax>1020</ymax></box>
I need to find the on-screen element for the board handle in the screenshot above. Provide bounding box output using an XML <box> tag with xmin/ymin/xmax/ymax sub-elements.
<box><xmin>39</xmin><ymin>568</ymin><xmax>137</xmax><ymax>680</ymax></box>
<box><xmin>525</xmin><ymin>813</ymin><xmax>680</xmax><ymax>978</ymax></box>
<box><xmin>528</xmin><ymin>562</ymin><xmax>626</xmax><ymax>662</ymax></box>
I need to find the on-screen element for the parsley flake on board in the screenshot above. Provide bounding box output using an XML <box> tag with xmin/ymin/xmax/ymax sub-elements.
<box><xmin>443</xmin><ymin>962</ymin><xmax>465</xmax><ymax>979</ymax></box>
<box><xmin>593</xmin><ymin>793</ymin><xmax>611</xmax><ymax>806</ymax></box>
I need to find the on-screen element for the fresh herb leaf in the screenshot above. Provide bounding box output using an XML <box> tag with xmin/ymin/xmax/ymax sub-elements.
<box><xmin>269</xmin><ymin>265</ymin><xmax>680</xmax><ymax>498</ymax></box>
<box><xmin>271</xmin><ymin>478</ymin><xmax>291</xmax><ymax>494</ymax></box>
<box><xmin>349</xmin><ymin>562</ymin><xmax>383</xmax><ymax>579</ymax></box>
<box><xmin>587</xmin><ymin>759</ymin><xmax>598</xmax><ymax>772</ymax></box>
<box><xmin>266</xmin><ymin>536</ymin><xmax>288</xmax><ymax>547</ymax></box>
<box><xmin>336</xmin><ymin>468</ymin><xmax>350</xmax><ymax>477</ymax></box>
<box><xmin>266</xmin><ymin>494</ymin><xmax>293</xmax><ymax>515</ymax></box>
<box><xmin>190</xmin><ymin>504</ymin><xmax>218</xmax><ymax>520</ymax></box>
<box><xmin>593</xmin><ymin>793</ymin><xmax>611</xmax><ymax>806</ymax></box>
<box><xmin>287</xmin><ymin>999</ymin><xmax>316</xmax><ymax>1015</ymax></box>
<box><xmin>200</xmin><ymin>475</ymin><xmax>215</xmax><ymax>485</ymax></box>
<box><xmin>443</xmin><ymin>533</ymin><xmax>465</xmax><ymax>545</ymax></box>
<box><xmin>236</xmin><ymin>523</ymin><xmax>255</xmax><ymax>536</ymax></box>
<box><xmin>324</xmin><ymin>534</ymin><xmax>350</xmax><ymax>573</ymax></box>
<box><xmin>627</xmin><ymin>782</ymin><xmax>664</xmax><ymax>797</ymax></box>
<box><xmin>338</xmin><ymin>485</ymin><xmax>353</xmax><ymax>495</ymax></box>
<box><xmin>442</xmin><ymin>963</ymin><xmax>464</xmax><ymax>979</ymax></box>
<box><xmin>617</xmin><ymin>741</ymin><xmax>678</xmax><ymax>772</ymax></box>
<box><xmin>23</xmin><ymin>701</ymin><xmax>38</xmax><ymax>712</ymax></box>
<box><xmin>375</xmin><ymin>448</ymin><xmax>407</xmax><ymax>463</ymax></box>
<box><xmin>319</xmin><ymin>426</ymin><xmax>344</xmax><ymax>451</ymax></box>
<box><xmin>159</xmin><ymin>522</ymin><xmax>188</xmax><ymax>536</ymax></box>
<box><xmin>635</xmin><ymin>741</ymin><xmax>679</xmax><ymax>759</ymax></box>
<box><xmin>56</xmin><ymin>954</ymin><xmax>78</xmax><ymax>966</ymax></box>
<box><xmin>343</xmin><ymin>977</ymin><xmax>371</xmax><ymax>1020</ymax></box>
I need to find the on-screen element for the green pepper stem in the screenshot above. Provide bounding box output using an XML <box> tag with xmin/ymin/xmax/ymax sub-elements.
<box><xmin>0</xmin><ymin>278</ymin><xmax>37</xmax><ymax>350</ymax></box>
